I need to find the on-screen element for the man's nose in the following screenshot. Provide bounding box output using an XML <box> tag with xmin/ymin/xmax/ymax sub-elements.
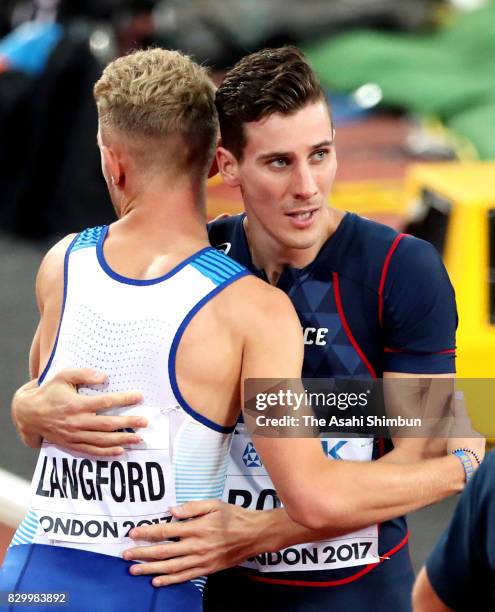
<box><xmin>291</xmin><ymin>163</ymin><xmax>318</xmax><ymax>200</ymax></box>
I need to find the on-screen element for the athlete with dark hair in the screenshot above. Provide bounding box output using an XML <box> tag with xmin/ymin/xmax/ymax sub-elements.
<box><xmin>202</xmin><ymin>45</ymin><xmax>470</xmax><ymax>612</ymax></box>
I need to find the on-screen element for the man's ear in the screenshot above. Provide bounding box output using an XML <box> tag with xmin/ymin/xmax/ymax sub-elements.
<box><xmin>208</xmin><ymin>156</ymin><xmax>219</xmax><ymax>179</ymax></box>
<box><xmin>207</xmin><ymin>134</ymin><xmax>222</xmax><ymax>178</ymax></box>
<box><xmin>216</xmin><ymin>146</ymin><xmax>241</xmax><ymax>188</ymax></box>
<box><xmin>101</xmin><ymin>144</ymin><xmax>124</xmax><ymax>188</ymax></box>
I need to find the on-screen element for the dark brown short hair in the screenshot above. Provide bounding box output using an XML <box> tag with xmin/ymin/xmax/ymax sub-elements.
<box><xmin>216</xmin><ymin>46</ymin><xmax>329</xmax><ymax>159</ymax></box>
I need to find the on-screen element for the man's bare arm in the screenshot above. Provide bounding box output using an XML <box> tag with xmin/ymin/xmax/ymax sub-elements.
<box><xmin>10</xmin><ymin>257</ymin><xmax>483</xmax><ymax>583</ymax></box>
<box><xmin>124</xmin><ymin>288</ymin><xmax>483</xmax><ymax>585</ymax></box>
<box><xmin>12</xmin><ymin>370</ymin><xmax>146</xmax><ymax>456</ymax></box>
<box><xmin>11</xmin><ymin>234</ymin><xmax>146</xmax><ymax>456</ymax></box>
<box><xmin>413</xmin><ymin>568</ymin><xmax>452</xmax><ymax>612</ymax></box>
<box><xmin>239</xmin><ymin>289</ymin><xmax>481</xmax><ymax>531</ymax></box>
<box><xmin>14</xmin><ymin>323</ymin><xmax>44</xmax><ymax>448</ymax></box>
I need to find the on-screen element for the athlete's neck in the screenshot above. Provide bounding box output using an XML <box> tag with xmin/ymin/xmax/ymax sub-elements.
<box><xmin>115</xmin><ymin>173</ymin><xmax>208</xmax><ymax>247</ymax></box>
<box><xmin>244</xmin><ymin>207</ymin><xmax>344</xmax><ymax>285</ymax></box>
<box><xmin>104</xmin><ymin>177</ymin><xmax>209</xmax><ymax>279</ymax></box>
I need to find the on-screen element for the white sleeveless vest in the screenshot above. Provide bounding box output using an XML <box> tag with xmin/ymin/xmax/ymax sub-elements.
<box><xmin>11</xmin><ymin>225</ymin><xmax>249</xmax><ymax>561</ymax></box>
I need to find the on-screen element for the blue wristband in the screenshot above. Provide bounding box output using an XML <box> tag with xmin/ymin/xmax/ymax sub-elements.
<box><xmin>452</xmin><ymin>450</ymin><xmax>475</xmax><ymax>483</ymax></box>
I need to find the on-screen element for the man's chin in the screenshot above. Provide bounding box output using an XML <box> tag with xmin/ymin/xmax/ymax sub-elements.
<box><xmin>276</xmin><ymin>231</ymin><xmax>320</xmax><ymax>251</ymax></box>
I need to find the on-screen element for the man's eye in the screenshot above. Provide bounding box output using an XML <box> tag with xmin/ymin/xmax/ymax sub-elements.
<box><xmin>312</xmin><ymin>150</ymin><xmax>327</xmax><ymax>162</ymax></box>
<box><xmin>270</xmin><ymin>158</ymin><xmax>288</xmax><ymax>168</ymax></box>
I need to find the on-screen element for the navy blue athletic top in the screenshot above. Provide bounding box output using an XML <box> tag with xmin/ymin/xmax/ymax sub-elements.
<box><xmin>426</xmin><ymin>450</ymin><xmax>495</xmax><ymax>611</ymax></box>
<box><xmin>207</xmin><ymin>211</ymin><xmax>457</xmax><ymax>587</ymax></box>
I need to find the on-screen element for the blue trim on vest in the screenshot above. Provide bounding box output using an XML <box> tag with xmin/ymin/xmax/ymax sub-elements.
<box><xmin>38</xmin><ymin>234</ymin><xmax>80</xmax><ymax>385</ymax></box>
<box><xmin>190</xmin><ymin>249</ymin><xmax>244</xmax><ymax>284</ymax></box>
<box><xmin>71</xmin><ymin>226</ymin><xmax>105</xmax><ymax>252</ymax></box>
<box><xmin>168</xmin><ymin>270</ymin><xmax>250</xmax><ymax>433</ymax></box>
<box><xmin>202</xmin><ymin>249</ymin><xmax>243</xmax><ymax>273</ymax></box>
<box><xmin>189</xmin><ymin>262</ymin><xmax>225</xmax><ymax>285</ymax></box>
<box><xmin>96</xmin><ymin>225</ymin><xmax>213</xmax><ymax>286</ymax></box>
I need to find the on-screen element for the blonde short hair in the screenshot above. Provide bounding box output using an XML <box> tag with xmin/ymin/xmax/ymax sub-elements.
<box><xmin>93</xmin><ymin>48</ymin><xmax>218</xmax><ymax>174</ymax></box>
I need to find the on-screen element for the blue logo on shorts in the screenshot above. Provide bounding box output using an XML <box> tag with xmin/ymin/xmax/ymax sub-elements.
<box><xmin>242</xmin><ymin>442</ymin><xmax>262</xmax><ymax>467</ymax></box>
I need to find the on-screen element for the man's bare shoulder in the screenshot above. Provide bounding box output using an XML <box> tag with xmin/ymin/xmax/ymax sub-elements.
<box><xmin>220</xmin><ymin>274</ymin><xmax>301</xmax><ymax>335</ymax></box>
<box><xmin>36</xmin><ymin>234</ymin><xmax>77</xmax><ymax>307</ymax></box>
<box><xmin>223</xmin><ymin>276</ymin><xmax>304</xmax><ymax>380</ymax></box>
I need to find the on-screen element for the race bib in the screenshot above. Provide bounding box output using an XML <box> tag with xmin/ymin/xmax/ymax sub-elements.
<box><xmin>31</xmin><ymin>405</ymin><xmax>176</xmax><ymax>545</ymax></box>
<box><xmin>223</xmin><ymin>427</ymin><xmax>379</xmax><ymax>572</ymax></box>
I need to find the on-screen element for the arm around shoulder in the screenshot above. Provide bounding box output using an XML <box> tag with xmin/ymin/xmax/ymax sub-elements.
<box><xmin>12</xmin><ymin>233</ymin><xmax>77</xmax><ymax>446</ymax></box>
<box><xmin>238</xmin><ymin>282</ymin><xmax>346</xmax><ymax>530</ymax></box>
<box><xmin>239</xmin><ymin>287</ymin><xmax>468</xmax><ymax>531</ymax></box>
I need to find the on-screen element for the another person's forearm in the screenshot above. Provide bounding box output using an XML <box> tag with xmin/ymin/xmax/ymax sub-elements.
<box><xmin>286</xmin><ymin>454</ymin><xmax>465</xmax><ymax>532</ymax></box>
<box><xmin>243</xmin><ymin>455</ymin><xmax>464</xmax><ymax>556</ymax></box>
<box><xmin>11</xmin><ymin>381</ymin><xmax>43</xmax><ymax>448</ymax></box>
<box><xmin>413</xmin><ymin>567</ymin><xmax>453</xmax><ymax>612</ymax></box>
<box><xmin>241</xmin><ymin>507</ymin><xmax>354</xmax><ymax>558</ymax></box>
<box><xmin>378</xmin><ymin>441</ymin><xmax>444</xmax><ymax>464</ymax></box>
<box><xmin>10</xmin><ymin>370</ymin><xmax>145</xmax><ymax>455</ymax></box>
